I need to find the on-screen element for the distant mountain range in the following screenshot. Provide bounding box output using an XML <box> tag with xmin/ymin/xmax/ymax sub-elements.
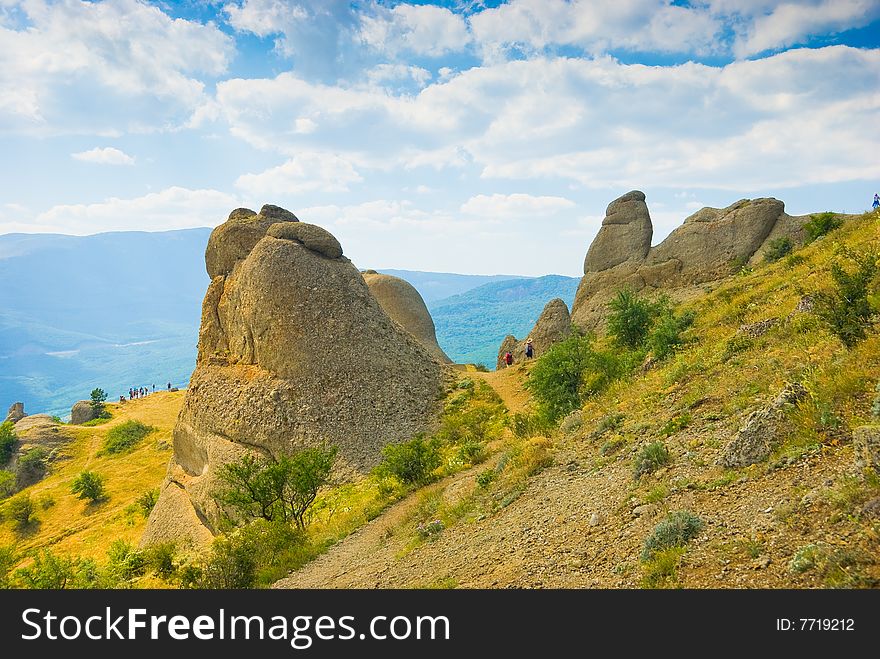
<box><xmin>0</xmin><ymin>229</ymin><xmax>579</xmax><ymax>417</ymax></box>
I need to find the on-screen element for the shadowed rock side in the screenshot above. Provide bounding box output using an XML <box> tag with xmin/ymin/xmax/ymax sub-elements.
<box><xmin>496</xmin><ymin>298</ymin><xmax>571</xmax><ymax>369</ymax></box>
<box><xmin>361</xmin><ymin>271</ymin><xmax>451</xmax><ymax>363</ymax></box>
<box><xmin>571</xmin><ymin>191</ymin><xmax>828</xmax><ymax>329</ymax></box>
<box><xmin>4</xmin><ymin>402</ymin><xmax>25</xmax><ymax>423</ymax></box>
<box><xmin>142</xmin><ymin>205</ymin><xmax>445</xmax><ymax>549</ymax></box>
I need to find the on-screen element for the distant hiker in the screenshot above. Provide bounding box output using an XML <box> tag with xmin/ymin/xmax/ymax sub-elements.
<box><xmin>167</xmin><ymin>382</ymin><xmax>171</xmax><ymax>390</ymax></box>
<box><xmin>128</xmin><ymin>388</ymin><xmax>133</xmax><ymax>400</ymax></box>
<box><xmin>873</xmin><ymin>193</ymin><xmax>879</xmax><ymax>209</ymax></box>
<box><xmin>119</xmin><ymin>395</ymin><xmax>125</xmax><ymax>403</ymax></box>
<box><xmin>152</xmin><ymin>384</ymin><xmax>156</xmax><ymax>393</ymax></box>
<box><xmin>504</xmin><ymin>350</ymin><xmax>513</xmax><ymax>367</ymax></box>
<box><xmin>525</xmin><ymin>338</ymin><xmax>534</xmax><ymax>359</ymax></box>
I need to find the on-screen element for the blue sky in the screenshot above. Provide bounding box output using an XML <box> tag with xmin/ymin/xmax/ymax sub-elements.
<box><xmin>1</xmin><ymin>0</ymin><xmax>878</xmax><ymax>275</ymax></box>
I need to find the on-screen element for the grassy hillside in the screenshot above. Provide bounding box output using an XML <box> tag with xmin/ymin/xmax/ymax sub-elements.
<box><xmin>430</xmin><ymin>274</ymin><xmax>579</xmax><ymax>367</ymax></box>
<box><xmin>0</xmin><ymin>391</ymin><xmax>183</xmax><ymax>562</ymax></box>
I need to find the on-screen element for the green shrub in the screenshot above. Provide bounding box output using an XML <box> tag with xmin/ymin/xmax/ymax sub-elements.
<box><xmin>137</xmin><ymin>488</ymin><xmax>159</xmax><ymax>517</ymax></box>
<box><xmin>0</xmin><ymin>421</ymin><xmax>16</xmax><ymax>464</ymax></box>
<box><xmin>607</xmin><ymin>289</ymin><xmax>654</xmax><ymax>349</ymax></box>
<box><xmin>197</xmin><ymin>535</ymin><xmax>257</xmax><ymax>589</ymax></box>
<box><xmin>647</xmin><ymin>308</ymin><xmax>694</xmax><ymax>360</ymax></box>
<box><xmin>103</xmin><ymin>420</ymin><xmax>155</xmax><ymax>454</ymax></box>
<box><xmin>600</xmin><ymin>438</ymin><xmax>626</xmax><ymax>456</ymax></box>
<box><xmin>374</xmin><ymin>435</ymin><xmax>441</xmax><ymax>486</ymax></box>
<box><xmin>804</xmin><ymin>212</ymin><xmax>843</xmax><ymax>243</ymax></box>
<box><xmin>217</xmin><ymin>445</ymin><xmax>337</xmax><ymax>529</ymax></box>
<box><xmin>0</xmin><ymin>470</ymin><xmax>14</xmax><ymax>499</ymax></box>
<box><xmin>633</xmin><ymin>441</ymin><xmax>670</xmax><ymax>479</ymax></box>
<box><xmin>641</xmin><ymin>546</ymin><xmax>685</xmax><ymax>588</ymax></box>
<box><xmin>510</xmin><ymin>411</ymin><xmax>554</xmax><ymax>439</ymax></box>
<box><xmin>16</xmin><ymin>447</ymin><xmax>48</xmax><ymax>482</ymax></box>
<box><xmin>474</xmin><ymin>363</ymin><xmax>489</xmax><ymax>372</ymax></box>
<box><xmin>764</xmin><ymin>236</ymin><xmax>793</xmax><ymax>263</ymax></box>
<box><xmin>144</xmin><ymin>543</ymin><xmax>177</xmax><ymax>580</ymax></box>
<box><xmin>0</xmin><ymin>544</ymin><xmax>17</xmax><ymax>589</ymax></box>
<box><xmin>476</xmin><ymin>467</ymin><xmax>497</xmax><ymax>488</ymax></box>
<box><xmin>104</xmin><ymin>540</ymin><xmax>146</xmax><ymax>586</ymax></box>
<box><xmin>814</xmin><ymin>250</ymin><xmax>879</xmax><ymax>348</ymax></box>
<box><xmin>8</xmin><ymin>493</ymin><xmax>36</xmax><ymax>528</ymax></box>
<box><xmin>641</xmin><ymin>510</ymin><xmax>704</xmax><ymax>561</ymax></box>
<box><xmin>659</xmin><ymin>413</ymin><xmax>691</xmax><ymax>437</ymax></box>
<box><xmin>14</xmin><ymin>550</ymin><xmax>82</xmax><ymax>589</ymax></box>
<box><xmin>71</xmin><ymin>471</ymin><xmax>107</xmax><ymax>503</ymax></box>
<box><xmin>785</xmin><ymin>253</ymin><xmax>807</xmax><ymax>269</ymax></box>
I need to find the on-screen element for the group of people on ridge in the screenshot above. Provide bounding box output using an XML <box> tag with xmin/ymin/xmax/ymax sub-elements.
<box><xmin>127</xmin><ymin>382</ymin><xmax>173</xmax><ymax>400</ymax></box>
<box><xmin>503</xmin><ymin>338</ymin><xmax>533</xmax><ymax>368</ymax></box>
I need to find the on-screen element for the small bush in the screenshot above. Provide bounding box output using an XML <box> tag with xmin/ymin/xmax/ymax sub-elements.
<box><xmin>103</xmin><ymin>420</ymin><xmax>155</xmax><ymax>454</ymax></box>
<box><xmin>0</xmin><ymin>544</ymin><xmax>17</xmax><ymax>588</ymax></box>
<box><xmin>641</xmin><ymin>546</ymin><xmax>685</xmax><ymax>588</ymax></box>
<box><xmin>105</xmin><ymin>540</ymin><xmax>146</xmax><ymax>586</ymax></box>
<box><xmin>0</xmin><ymin>421</ymin><xmax>16</xmax><ymax>464</ymax></box>
<box><xmin>8</xmin><ymin>493</ymin><xmax>36</xmax><ymax>528</ymax></box>
<box><xmin>607</xmin><ymin>289</ymin><xmax>654</xmax><ymax>349</ymax></box>
<box><xmin>804</xmin><ymin>212</ymin><xmax>843</xmax><ymax>243</ymax></box>
<box><xmin>788</xmin><ymin>543</ymin><xmax>825</xmax><ymax>574</ymax></box>
<box><xmin>14</xmin><ymin>550</ymin><xmax>82</xmax><ymax>589</ymax></box>
<box><xmin>144</xmin><ymin>543</ymin><xmax>178</xmax><ymax>580</ymax></box>
<box><xmin>16</xmin><ymin>447</ymin><xmax>48</xmax><ymax>482</ymax></box>
<box><xmin>763</xmin><ymin>236</ymin><xmax>793</xmax><ymax>263</ymax></box>
<box><xmin>659</xmin><ymin>413</ymin><xmax>691</xmax><ymax>437</ymax></box>
<box><xmin>473</xmin><ymin>363</ymin><xmax>489</xmax><ymax>372</ymax></box>
<box><xmin>641</xmin><ymin>510</ymin><xmax>704</xmax><ymax>561</ymax></box>
<box><xmin>476</xmin><ymin>468</ymin><xmax>497</xmax><ymax>488</ymax></box>
<box><xmin>71</xmin><ymin>471</ymin><xmax>107</xmax><ymax>503</ymax></box>
<box><xmin>647</xmin><ymin>309</ymin><xmax>694</xmax><ymax>361</ymax></box>
<box><xmin>374</xmin><ymin>435</ymin><xmax>442</xmax><ymax>486</ymax></box>
<box><xmin>600</xmin><ymin>437</ymin><xmax>626</xmax><ymax>456</ymax></box>
<box><xmin>0</xmin><ymin>470</ymin><xmax>14</xmax><ymax>499</ymax></box>
<box><xmin>137</xmin><ymin>488</ymin><xmax>159</xmax><ymax>517</ymax></box>
<box><xmin>785</xmin><ymin>253</ymin><xmax>807</xmax><ymax>269</ymax></box>
<box><xmin>90</xmin><ymin>388</ymin><xmax>108</xmax><ymax>418</ymax></box>
<box><xmin>814</xmin><ymin>249</ymin><xmax>879</xmax><ymax>348</ymax></box>
<box><xmin>633</xmin><ymin>441</ymin><xmax>670</xmax><ymax>479</ymax></box>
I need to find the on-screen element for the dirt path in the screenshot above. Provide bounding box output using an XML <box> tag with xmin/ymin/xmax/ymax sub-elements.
<box><xmin>467</xmin><ymin>364</ymin><xmax>533</xmax><ymax>414</ymax></box>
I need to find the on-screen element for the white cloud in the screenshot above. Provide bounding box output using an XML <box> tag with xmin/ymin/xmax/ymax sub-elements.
<box><xmin>215</xmin><ymin>46</ymin><xmax>880</xmax><ymax>191</ymax></box>
<box><xmin>733</xmin><ymin>0</ymin><xmax>880</xmax><ymax>57</ymax></box>
<box><xmin>71</xmin><ymin>147</ymin><xmax>135</xmax><ymax>166</ymax></box>
<box><xmin>460</xmin><ymin>193</ymin><xmax>575</xmax><ymax>219</ymax></box>
<box><xmin>366</xmin><ymin>64</ymin><xmax>432</xmax><ymax>88</ymax></box>
<box><xmin>17</xmin><ymin>187</ymin><xmax>239</xmax><ymax>235</ymax></box>
<box><xmin>0</xmin><ymin>0</ymin><xmax>234</xmax><ymax>134</ymax></box>
<box><xmin>234</xmin><ymin>152</ymin><xmax>363</xmax><ymax>195</ymax></box>
<box><xmin>360</xmin><ymin>4</ymin><xmax>471</xmax><ymax>57</ymax></box>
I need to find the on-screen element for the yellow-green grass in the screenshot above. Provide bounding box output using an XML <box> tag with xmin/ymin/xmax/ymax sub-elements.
<box><xmin>0</xmin><ymin>391</ymin><xmax>184</xmax><ymax>563</ymax></box>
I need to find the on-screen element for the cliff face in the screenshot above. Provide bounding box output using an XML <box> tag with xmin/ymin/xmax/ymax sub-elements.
<box><xmin>572</xmin><ymin>191</ymin><xmax>815</xmax><ymax>329</ymax></box>
<box><xmin>142</xmin><ymin>205</ymin><xmax>445</xmax><ymax>548</ymax></box>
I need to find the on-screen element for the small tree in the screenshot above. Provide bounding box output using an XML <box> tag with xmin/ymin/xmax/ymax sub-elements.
<box><xmin>804</xmin><ymin>212</ymin><xmax>843</xmax><ymax>243</ymax></box>
<box><xmin>8</xmin><ymin>493</ymin><xmax>36</xmax><ymax>528</ymax></box>
<box><xmin>71</xmin><ymin>471</ymin><xmax>107</xmax><ymax>503</ymax></box>
<box><xmin>90</xmin><ymin>388</ymin><xmax>108</xmax><ymax>418</ymax></box>
<box><xmin>0</xmin><ymin>421</ymin><xmax>16</xmax><ymax>464</ymax></box>
<box><xmin>815</xmin><ymin>250</ymin><xmax>879</xmax><ymax>348</ymax></box>
<box><xmin>14</xmin><ymin>550</ymin><xmax>79</xmax><ymax>589</ymax></box>
<box><xmin>0</xmin><ymin>544</ymin><xmax>17</xmax><ymax>589</ymax></box>
<box><xmin>217</xmin><ymin>445</ymin><xmax>337</xmax><ymax>529</ymax></box>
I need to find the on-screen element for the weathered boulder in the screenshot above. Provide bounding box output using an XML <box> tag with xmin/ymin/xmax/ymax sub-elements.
<box><xmin>584</xmin><ymin>191</ymin><xmax>652</xmax><ymax>273</ymax></box>
<box><xmin>143</xmin><ymin>205</ymin><xmax>445</xmax><ymax>549</ymax></box>
<box><xmin>9</xmin><ymin>414</ymin><xmax>72</xmax><ymax>488</ymax></box>
<box><xmin>4</xmin><ymin>402</ymin><xmax>25</xmax><ymax>424</ymax></box>
<box><xmin>572</xmin><ymin>192</ymin><xmax>794</xmax><ymax>329</ymax></box>
<box><xmin>70</xmin><ymin>400</ymin><xmax>97</xmax><ymax>425</ymax></box>
<box><xmin>853</xmin><ymin>425</ymin><xmax>880</xmax><ymax>472</ymax></box>
<box><xmin>718</xmin><ymin>382</ymin><xmax>807</xmax><ymax>468</ymax></box>
<box><xmin>362</xmin><ymin>271</ymin><xmax>451</xmax><ymax>363</ymax></box>
<box><xmin>204</xmin><ymin>205</ymin><xmax>298</xmax><ymax>278</ymax></box>
<box><xmin>495</xmin><ymin>298</ymin><xmax>571</xmax><ymax>367</ymax></box>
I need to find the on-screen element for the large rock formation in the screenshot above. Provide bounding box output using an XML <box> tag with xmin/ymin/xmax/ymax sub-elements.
<box><xmin>496</xmin><ymin>298</ymin><xmax>571</xmax><ymax>368</ymax></box>
<box><xmin>4</xmin><ymin>402</ymin><xmax>25</xmax><ymax>424</ymax></box>
<box><xmin>361</xmin><ymin>271</ymin><xmax>451</xmax><ymax>363</ymax></box>
<box><xmin>142</xmin><ymin>205</ymin><xmax>445</xmax><ymax>549</ymax></box>
<box><xmin>571</xmin><ymin>191</ymin><xmax>838</xmax><ymax>329</ymax></box>
<box><xmin>70</xmin><ymin>400</ymin><xmax>97</xmax><ymax>425</ymax></box>
<box><xmin>9</xmin><ymin>414</ymin><xmax>72</xmax><ymax>489</ymax></box>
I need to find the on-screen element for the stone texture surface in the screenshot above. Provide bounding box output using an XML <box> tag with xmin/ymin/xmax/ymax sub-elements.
<box><xmin>583</xmin><ymin>190</ymin><xmax>652</xmax><ymax>273</ymax></box>
<box><xmin>718</xmin><ymin>383</ymin><xmax>807</xmax><ymax>468</ymax></box>
<box><xmin>143</xmin><ymin>205</ymin><xmax>446</xmax><ymax>548</ymax></box>
<box><xmin>362</xmin><ymin>271</ymin><xmax>451</xmax><ymax>363</ymax></box>
<box><xmin>204</xmin><ymin>206</ymin><xmax>298</xmax><ymax>278</ymax></box>
<box><xmin>70</xmin><ymin>400</ymin><xmax>97</xmax><ymax>425</ymax></box>
<box><xmin>853</xmin><ymin>425</ymin><xmax>880</xmax><ymax>472</ymax></box>
<box><xmin>496</xmin><ymin>298</ymin><xmax>571</xmax><ymax>367</ymax></box>
<box><xmin>4</xmin><ymin>402</ymin><xmax>25</xmax><ymax>424</ymax></box>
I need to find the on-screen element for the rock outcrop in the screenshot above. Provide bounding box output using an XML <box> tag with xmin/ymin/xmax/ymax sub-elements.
<box><xmin>361</xmin><ymin>271</ymin><xmax>451</xmax><ymax>363</ymax></box>
<box><xmin>853</xmin><ymin>425</ymin><xmax>880</xmax><ymax>472</ymax></box>
<box><xmin>142</xmin><ymin>205</ymin><xmax>445</xmax><ymax>549</ymax></box>
<box><xmin>70</xmin><ymin>400</ymin><xmax>97</xmax><ymax>425</ymax></box>
<box><xmin>718</xmin><ymin>383</ymin><xmax>807</xmax><ymax>468</ymax></box>
<box><xmin>496</xmin><ymin>298</ymin><xmax>571</xmax><ymax>368</ymax></box>
<box><xmin>4</xmin><ymin>402</ymin><xmax>25</xmax><ymax>424</ymax></box>
<box><xmin>571</xmin><ymin>191</ymin><xmax>838</xmax><ymax>329</ymax></box>
<box><xmin>9</xmin><ymin>414</ymin><xmax>72</xmax><ymax>489</ymax></box>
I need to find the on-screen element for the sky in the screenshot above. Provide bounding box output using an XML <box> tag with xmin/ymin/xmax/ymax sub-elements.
<box><xmin>0</xmin><ymin>1</ymin><xmax>878</xmax><ymax>276</ymax></box>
